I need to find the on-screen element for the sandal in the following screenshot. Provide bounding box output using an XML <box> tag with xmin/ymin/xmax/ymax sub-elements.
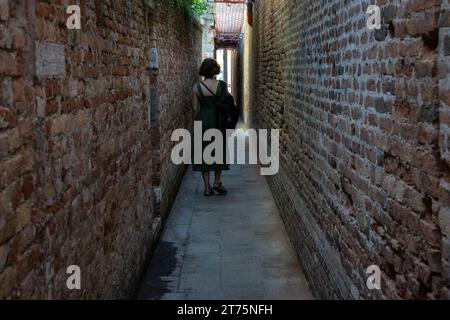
<box><xmin>204</xmin><ymin>186</ymin><xmax>215</xmax><ymax>197</ymax></box>
<box><xmin>213</xmin><ymin>183</ymin><xmax>228</xmax><ymax>195</ymax></box>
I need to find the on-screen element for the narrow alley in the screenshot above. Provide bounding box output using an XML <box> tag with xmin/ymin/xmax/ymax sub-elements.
<box><xmin>138</xmin><ymin>130</ymin><xmax>312</xmax><ymax>300</ymax></box>
<box><xmin>1</xmin><ymin>0</ymin><xmax>450</xmax><ymax>302</ymax></box>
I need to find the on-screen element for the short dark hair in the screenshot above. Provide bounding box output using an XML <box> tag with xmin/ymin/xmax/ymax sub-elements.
<box><xmin>199</xmin><ymin>58</ymin><xmax>221</xmax><ymax>78</ymax></box>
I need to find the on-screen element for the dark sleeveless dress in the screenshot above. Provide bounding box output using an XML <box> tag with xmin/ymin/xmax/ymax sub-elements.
<box><xmin>192</xmin><ymin>80</ymin><xmax>230</xmax><ymax>172</ymax></box>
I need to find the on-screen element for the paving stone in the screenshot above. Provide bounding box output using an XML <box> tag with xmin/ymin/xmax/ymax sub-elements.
<box><xmin>186</xmin><ymin>292</ymin><xmax>226</xmax><ymax>300</ymax></box>
<box><xmin>179</xmin><ymin>272</ymin><xmax>221</xmax><ymax>293</ymax></box>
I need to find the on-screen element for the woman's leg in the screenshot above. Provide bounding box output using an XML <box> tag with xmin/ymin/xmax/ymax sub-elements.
<box><xmin>214</xmin><ymin>169</ymin><xmax>222</xmax><ymax>186</ymax></box>
<box><xmin>202</xmin><ymin>171</ymin><xmax>212</xmax><ymax>192</ymax></box>
<box><xmin>214</xmin><ymin>170</ymin><xmax>228</xmax><ymax>195</ymax></box>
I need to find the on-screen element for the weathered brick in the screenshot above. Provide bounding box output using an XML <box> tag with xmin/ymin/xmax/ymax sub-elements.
<box><xmin>0</xmin><ymin>244</ymin><xmax>7</xmax><ymax>270</ymax></box>
<box><xmin>0</xmin><ymin>267</ymin><xmax>16</xmax><ymax>297</ymax></box>
<box><xmin>11</xmin><ymin>27</ymin><xmax>27</xmax><ymax>50</ymax></box>
<box><xmin>375</xmin><ymin>97</ymin><xmax>391</xmax><ymax>114</ymax></box>
<box><xmin>15</xmin><ymin>203</ymin><xmax>31</xmax><ymax>233</ymax></box>
<box><xmin>0</xmin><ymin>0</ymin><xmax>8</xmax><ymax>21</ymax></box>
<box><xmin>0</xmin><ymin>52</ymin><xmax>17</xmax><ymax>76</ymax></box>
<box><xmin>440</xmin><ymin>207</ymin><xmax>450</xmax><ymax>236</ymax></box>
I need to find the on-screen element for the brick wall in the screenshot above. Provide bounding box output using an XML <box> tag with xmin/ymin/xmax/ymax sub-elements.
<box><xmin>251</xmin><ymin>0</ymin><xmax>450</xmax><ymax>299</ymax></box>
<box><xmin>0</xmin><ymin>0</ymin><xmax>201</xmax><ymax>299</ymax></box>
<box><xmin>438</xmin><ymin>0</ymin><xmax>450</xmax><ymax>295</ymax></box>
<box><xmin>151</xmin><ymin>4</ymin><xmax>202</xmax><ymax>221</ymax></box>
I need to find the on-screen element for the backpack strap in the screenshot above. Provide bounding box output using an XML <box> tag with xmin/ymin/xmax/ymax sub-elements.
<box><xmin>200</xmin><ymin>81</ymin><xmax>219</xmax><ymax>98</ymax></box>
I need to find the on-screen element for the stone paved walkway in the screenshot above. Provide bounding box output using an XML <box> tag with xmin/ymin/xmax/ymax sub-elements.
<box><xmin>138</xmin><ymin>136</ymin><xmax>313</xmax><ymax>300</ymax></box>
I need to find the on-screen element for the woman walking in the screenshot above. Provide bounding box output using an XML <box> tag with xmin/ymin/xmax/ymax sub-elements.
<box><xmin>192</xmin><ymin>58</ymin><xmax>229</xmax><ymax>196</ymax></box>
